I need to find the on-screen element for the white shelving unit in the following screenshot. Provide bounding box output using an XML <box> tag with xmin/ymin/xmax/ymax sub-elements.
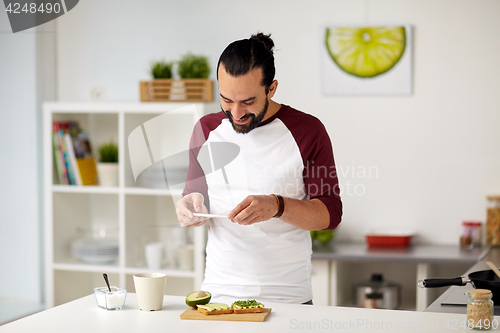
<box><xmin>43</xmin><ymin>102</ymin><xmax>206</xmax><ymax>307</ymax></box>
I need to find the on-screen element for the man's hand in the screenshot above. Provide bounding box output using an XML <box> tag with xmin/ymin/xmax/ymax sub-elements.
<box><xmin>176</xmin><ymin>192</ymin><xmax>208</xmax><ymax>227</ymax></box>
<box><xmin>228</xmin><ymin>195</ymin><xmax>278</xmax><ymax>225</ymax></box>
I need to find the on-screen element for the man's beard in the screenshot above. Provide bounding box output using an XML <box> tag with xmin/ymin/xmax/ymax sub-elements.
<box><xmin>223</xmin><ymin>98</ymin><xmax>269</xmax><ymax>134</ymax></box>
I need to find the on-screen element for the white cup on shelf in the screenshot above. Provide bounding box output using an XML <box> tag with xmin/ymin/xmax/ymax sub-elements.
<box><xmin>177</xmin><ymin>244</ymin><xmax>194</xmax><ymax>271</ymax></box>
<box><xmin>145</xmin><ymin>242</ymin><xmax>163</xmax><ymax>269</ymax></box>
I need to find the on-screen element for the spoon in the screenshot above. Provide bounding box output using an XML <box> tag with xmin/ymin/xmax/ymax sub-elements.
<box><xmin>103</xmin><ymin>273</ymin><xmax>112</xmax><ymax>292</ymax></box>
<box><xmin>486</xmin><ymin>261</ymin><xmax>500</xmax><ymax>279</ymax></box>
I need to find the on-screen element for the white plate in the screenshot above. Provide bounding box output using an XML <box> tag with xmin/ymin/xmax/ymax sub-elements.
<box><xmin>193</xmin><ymin>213</ymin><xmax>228</xmax><ymax>218</ymax></box>
<box><xmin>72</xmin><ymin>250</ymin><xmax>119</xmax><ymax>255</ymax></box>
<box><xmin>72</xmin><ymin>245</ymin><xmax>119</xmax><ymax>250</ymax></box>
<box><xmin>78</xmin><ymin>254</ymin><xmax>118</xmax><ymax>264</ymax></box>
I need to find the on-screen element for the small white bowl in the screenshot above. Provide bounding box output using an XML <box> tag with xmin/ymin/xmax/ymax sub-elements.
<box><xmin>94</xmin><ymin>286</ymin><xmax>127</xmax><ymax>310</ymax></box>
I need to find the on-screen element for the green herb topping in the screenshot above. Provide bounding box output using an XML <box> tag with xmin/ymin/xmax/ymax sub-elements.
<box><xmin>231</xmin><ymin>300</ymin><xmax>264</xmax><ymax>309</ymax></box>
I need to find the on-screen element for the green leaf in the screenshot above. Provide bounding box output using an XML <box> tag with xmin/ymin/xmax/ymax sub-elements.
<box><xmin>98</xmin><ymin>141</ymin><xmax>118</xmax><ymax>163</ymax></box>
<box><xmin>177</xmin><ymin>53</ymin><xmax>211</xmax><ymax>79</ymax></box>
<box><xmin>150</xmin><ymin>60</ymin><xmax>174</xmax><ymax>79</ymax></box>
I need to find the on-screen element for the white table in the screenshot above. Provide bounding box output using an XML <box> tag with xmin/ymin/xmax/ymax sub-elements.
<box><xmin>2</xmin><ymin>294</ymin><xmax>499</xmax><ymax>332</ymax></box>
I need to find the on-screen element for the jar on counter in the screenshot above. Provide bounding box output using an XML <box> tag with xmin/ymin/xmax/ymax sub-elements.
<box><xmin>461</xmin><ymin>221</ymin><xmax>483</xmax><ymax>248</ymax></box>
<box><xmin>487</xmin><ymin>196</ymin><xmax>500</xmax><ymax>246</ymax></box>
<box><xmin>466</xmin><ymin>289</ymin><xmax>494</xmax><ymax>330</ymax></box>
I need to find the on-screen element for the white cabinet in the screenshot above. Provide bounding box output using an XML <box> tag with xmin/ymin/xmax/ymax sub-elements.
<box><xmin>311</xmin><ymin>259</ymin><xmax>330</xmax><ymax>306</ymax></box>
<box><xmin>310</xmin><ymin>244</ymin><xmax>481</xmax><ymax>310</ymax></box>
<box><xmin>43</xmin><ymin>102</ymin><xmax>206</xmax><ymax>307</ymax></box>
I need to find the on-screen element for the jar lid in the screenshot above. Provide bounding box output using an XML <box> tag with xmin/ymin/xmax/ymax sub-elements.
<box><xmin>487</xmin><ymin>195</ymin><xmax>500</xmax><ymax>201</ymax></box>
<box><xmin>469</xmin><ymin>289</ymin><xmax>492</xmax><ymax>300</ymax></box>
<box><xmin>470</xmin><ymin>289</ymin><xmax>491</xmax><ymax>295</ymax></box>
<box><xmin>463</xmin><ymin>221</ymin><xmax>482</xmax><ymax>226</ymax></box>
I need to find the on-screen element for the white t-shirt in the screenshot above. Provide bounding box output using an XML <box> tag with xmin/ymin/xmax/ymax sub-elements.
<box><xmin>183</xmin><ymin>104</ymin><xmax>342</xmax><ymax>304</ymax></box>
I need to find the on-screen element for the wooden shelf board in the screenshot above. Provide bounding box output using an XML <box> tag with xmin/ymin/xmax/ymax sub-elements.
<box><xmin>123</xmin><ymin>267</ymin><xmax>195</xmax><ymax>278</ymax></box>
<box><xmin>44</xmin><ymin>102</ymin><xmax>204</xmax><ymax>113</ymax></box>
<box><xmin>51</xmin><ymin>185</ymin><xmax>183</xmax><ymax>196</ymax></box>
<box><xmin>124</xmin><ymin>187</ymin><xmax>183</xmax><ymax>196</ymax></box>
<box><xmin>52</xmin><ymin>185</ymin><xmax>120</xmax><ymax>194</ymax></box>
<box><xmin>53</xmin><ymin>261</ymin><xmax>120</xmax><ymax>273</ymax></box>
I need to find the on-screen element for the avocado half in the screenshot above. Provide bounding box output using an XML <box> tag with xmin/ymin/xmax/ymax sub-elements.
<box><xmin>185</xmin><ymin>290</ymin><xmax>212</xmax><ymax>307</ymax></box>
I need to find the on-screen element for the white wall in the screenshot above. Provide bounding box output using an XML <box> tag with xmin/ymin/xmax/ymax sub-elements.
<box><xmin>0</xmin><ymin>7</ymin><xmax>56</xmax><ymax>304</ymax></box>
<box><xmin>56</xmin><ymin>0</ymin><xmax>500</xmax><ymax>244</ymax></box>
<box><xmin>0</xmin><ymin>17</ymin><xmax>38</xmax><ymax>302</ymax></box>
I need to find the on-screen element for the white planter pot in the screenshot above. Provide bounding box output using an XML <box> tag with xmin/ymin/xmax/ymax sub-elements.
<box><xmin>97</xmin><ymin>163</ymin><xmax>118</xmax><ymax>187</ymax></box>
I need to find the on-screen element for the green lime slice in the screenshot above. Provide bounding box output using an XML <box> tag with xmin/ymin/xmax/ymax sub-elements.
<box><xmin>325</xmin><ymin>27</ymin><xmax>406</xmax><ymax>78</ymax></box>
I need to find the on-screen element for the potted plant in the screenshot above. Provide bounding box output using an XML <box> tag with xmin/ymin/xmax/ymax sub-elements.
<box><xmin>177</xmin><ymin>53</ymin><xmax>211</xmax><ymax>79</ymax></box>
<box><xmin>139</xmin><ymin>59</ymin><xmax>174</xmax><ymax>102</ymax></box>
<box><xmin>150</xmin><ymin>60</ymin><xmax>174</xmax><ymax>79</ymax></box>
<box><xmin>97</xmin><ymin>141</ymin><xmax>118</xmax><ymax>187</ymax></box>
<box><xmin>172</xmin><ymin>53</ymin><xmax>212</xmax><ymax>100</ymax></box>
<box><xmin>139</xmin><ymin>54</ymin><xmax>213</xmax><ymax>102</ymax></box>
<box><xmin>311</xmin><ymin>230</ymin><xmax>335</xmax><ymax>248</ymax></box>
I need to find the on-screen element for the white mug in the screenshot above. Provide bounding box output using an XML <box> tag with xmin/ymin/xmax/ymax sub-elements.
<box><xmin>177</xmin><ymin>244</ymin><xmax>194</xmax><ymax>271</ymax></box>
<box><xmin>145</xmin><ymin>242</ymin><xmax>163</xmax><ymax>269</ymax></box>
<box><xmin>133</xmin><ymin>273</ymin><xmax>167</xmax><ymax>311</ymax></box>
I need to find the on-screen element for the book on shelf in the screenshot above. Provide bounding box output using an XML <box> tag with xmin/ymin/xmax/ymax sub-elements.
<box><xmin>51</xmin><ymin>123</ymin><xmax>68</xmax><ymax>185</ymax></box>
<box><xmin>52</xmin><ymin>121</ymin><xmax>98</xmax><ymax>186</ymax></box>
<box><xmin>53</xmin><ymin>122</ymin><xmax>76</xmax><ymax>185</ymax></box>
<box><xmin>64</xmin><ymin>133</ymin><xmax>82</xmax><ymax>185</ymax></box>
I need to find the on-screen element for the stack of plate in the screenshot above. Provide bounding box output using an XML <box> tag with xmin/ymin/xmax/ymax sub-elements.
<box><xmin>136</xmin><ymin>162</ymin><xmax>188</xmax><ymax>189</ymax></box>
<box><xmin>71</xmin><ymin>238</ymin><xmax>119</xmax><ymax>264</ymax></box>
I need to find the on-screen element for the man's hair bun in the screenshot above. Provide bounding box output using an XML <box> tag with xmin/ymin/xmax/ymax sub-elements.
<box><xmin>217</xmin><ymin>32</ymin><xmax>276</xmax><ymax>91</ymax></box>
<box><xmin>251</xmin><ymin>32</ymin><xmax>274</xmax><ymax>54</ymax></box>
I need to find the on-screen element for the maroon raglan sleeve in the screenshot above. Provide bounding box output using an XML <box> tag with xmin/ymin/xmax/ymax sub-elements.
<box><xmin>182</xmin><ymin>112</ymin><xmax>226</xmax><ymax>208</ymax></box>
<box><xmin>280</xmin><ymin>107</ymin><xmax>343</xmax><ymax>230</ymax></box>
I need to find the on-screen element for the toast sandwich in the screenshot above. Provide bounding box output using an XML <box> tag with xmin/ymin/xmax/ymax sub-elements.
<box><xmin>231</xmin><ymin>300</ymin><xmax>265</xmax><ymax>314</ymax></box>
<box><xmin>197</xmin><ymin>303</ymin><xmax>233</xmax><ymax>315</ymax></box>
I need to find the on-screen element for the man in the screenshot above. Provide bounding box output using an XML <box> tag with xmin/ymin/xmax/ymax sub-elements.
<box><xmin>176</xmin><ymin>33</ymin><xmax>342</xmax><ymax>304</ymax></box>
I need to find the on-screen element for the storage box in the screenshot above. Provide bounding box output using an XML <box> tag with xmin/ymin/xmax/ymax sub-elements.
<box><xmin>139</xmin><ymin>79</ymin><xmax>213</xmax><ymax>102</ymax></box>
<box><xmin>365</xmin><ymin>230</ymin><xmax>415</xmax><ymax>247</ymax></box>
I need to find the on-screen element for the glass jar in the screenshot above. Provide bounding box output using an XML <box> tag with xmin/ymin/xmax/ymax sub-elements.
<box><xmin>487</xmin><ymin>196</ymin><xmax>500</xmax><ymax>246</ymax></box>
<box><xmin>461</xmin><ymin>221</ymin><xmax>483</xmax><ymax>248</ymax></box>
<box><xmin>466</xmin><ymin>289</ymin><xmax>494</xmax><ymax>330</ymax></box>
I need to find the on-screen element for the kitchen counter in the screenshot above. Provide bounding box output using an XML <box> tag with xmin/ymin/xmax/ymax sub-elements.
<box><xmin>312</xmin><ymin>243</ymin><xmax>489</xmax><ymax>263</ymax></box>
<box><xmin>311</xmin><ymin>243</ymin><xmax>489</xmax><ymax>310</ymax></box>
<box><xmin>3</xmin><ymin>293</ymin><xmax>499</xmax><ymax>333</ymax></box>
<box><xmin>426</xmin><ymin>246</ymin><xmax>500</xmax><ymax>315</ymax></box>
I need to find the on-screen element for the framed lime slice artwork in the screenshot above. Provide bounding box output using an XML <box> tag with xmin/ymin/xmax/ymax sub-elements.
<box><xmin>321</xmin><ymin>25</ymin><xmax>412</xmax><ymax>95</ymax></box>
<box><xmin>326</xmin><ymin>27</ymin><xmax>406</xmax><ymax>78</ymax></box>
